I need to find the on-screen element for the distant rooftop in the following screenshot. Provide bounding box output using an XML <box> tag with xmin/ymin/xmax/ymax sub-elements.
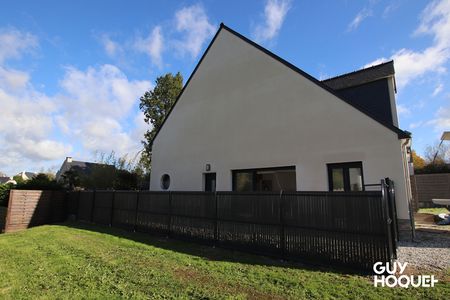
<box><xmin>321</xmin><ymin>61</ymin><xmax>395</xmax><ymax>90</ymax></box>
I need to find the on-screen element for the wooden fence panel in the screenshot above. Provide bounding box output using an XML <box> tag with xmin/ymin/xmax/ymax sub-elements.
<box><xmin>93</xmin><ymin>191</ymin><xmax>113</xmax><ymax>225</ymax></box>
<box><xmin>4</xmin><ymin>190</ymin><xmax>66</xmax><ymax>233</ymax></box>
<box><xmin>171</xmin><ymin>192</ymin><xmax>215</xmax><ymax>241</ymax></box>
<box><xmin>411</xmin><ymin>173</ymin><xmax>450</xmax><ymax>208</ymax></box>
<box><xmin>113</xmin><ymin>191</ymin><xmax>138</xmax><ymax>230</ymax></box>
<box><xmin>78</xmin><ymin>191</ymin><xmax>94</xmax><ymax>221</ymax></box>
<box><xmin>217</xmin><ymin>193</ymin><xmax>281</xmax><ymax>255</ymax></box>
<box><xmin>136</xmin><ymin>192</ymin><xmax>170</xmax><ymax>233</ymax></box>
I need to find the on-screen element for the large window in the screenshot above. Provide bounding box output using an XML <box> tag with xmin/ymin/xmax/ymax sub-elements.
<box><xmin>232</xmin><ymin>166</ymin><xmax>296</xmax><ymax>192</ymax></box>
<box><xmin>327</xmin><ymin>162</ymin><xmax>364</xmax><ymax>192</ymax></box>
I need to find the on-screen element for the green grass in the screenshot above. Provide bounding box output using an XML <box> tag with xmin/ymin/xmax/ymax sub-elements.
<box><xmin>0</xmin><ymin>224</ymin><xmax>448</xmax><ymax>299</ymax></box>
<box><xmin>417</xmin><ymin>207</ymin><xmax>450</xmax><ymax>215</ymax></box>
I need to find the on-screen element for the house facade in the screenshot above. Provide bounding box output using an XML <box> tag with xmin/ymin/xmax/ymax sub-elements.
<box><xmin>149</xmin><ymin>24</ymin><xmax>412</xmax><ymax>228</ymax></box>
<box><xmin>14</xmin><ymin>171</ymin><xmax>37</xmax><ymax>181</ymax></box>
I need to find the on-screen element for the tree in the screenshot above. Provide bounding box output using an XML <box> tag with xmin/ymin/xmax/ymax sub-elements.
<box><xmin>411</xmin><ymin>150</ymin><xmax>426</xmax><ymax>170</ymax></box>
<box><xmin>414</xmin><ymin>142</ymin><xmax>450</xmax><ymax>174</ymax></box>
<box><xmin>424</xmin><ymin>142</ymin><xmax>449</xmax><ymax>165</ymax></box>
<box><xmin>61</xmin><ymin>169</ymin><xmax>81</xmax><ymax>190</ymax></box>
<box><xmin>139</xmin><ymin>72</ymin><xmax>183</xmax><ymax>170</ymax></box>
<box><xmin>12</xmin><ymin>175</ymin><xmax>25</xmax><ymax>184</ymax></box>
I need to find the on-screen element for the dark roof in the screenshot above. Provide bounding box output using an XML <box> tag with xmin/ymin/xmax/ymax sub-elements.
<box><xmin>25</xmin><ymin>172</ymin><xmax>36</xmax><ymax>178</ymax></box>
<box><xmin>0</xmin><ymin>177</ymin><xmax>11</xmax><ymax>184</ymax></box>
<box><xmin>150</xmin><ymin>23</ymin><xmax>410</xmax><ymax>144</ymax></box>
<box><xmin>321</xmin><ymin>61</ymin><xmax>395</xmax><ymax>90</ymax></box>
<box><xmin>67</xmin><ymin>161</ymin><xmax>113</xmax><ymax>175</ymax></box>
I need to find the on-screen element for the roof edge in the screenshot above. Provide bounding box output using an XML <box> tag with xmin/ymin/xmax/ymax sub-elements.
<box><xmin>322</xmin><ymin>60</ymin><xmax>395</xmax><ymax>83</ymax></box>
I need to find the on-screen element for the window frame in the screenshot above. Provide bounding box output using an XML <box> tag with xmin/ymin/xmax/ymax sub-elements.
<box><xmin>327</xmin><ymin>161</ymin><xmax>365</xmax><ymax>192</ymax></box>
<box><xmin>160</xmin><ymin>174</ymin><xmax>171</xmax><ymax>190</ymax></box>
<box><xmin>232</xmin><ymin>166</ymin><xmax>296</xmax><ymax>192</ymax></box>
<box><xmin>204</xmin><ymin>172</ymin><xmax>217</xmax><ymax>192</ymax></box>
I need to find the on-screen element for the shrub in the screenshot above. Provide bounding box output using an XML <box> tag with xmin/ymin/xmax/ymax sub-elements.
<box><xmin>0</xmin><ymin>183</ymin><xmax>13</xmax><ymax>207</ymax></box>
<box><xmin>15</xmin><ymin>173</ymin><xmax>64</xmax><ymax>190</ymax></box>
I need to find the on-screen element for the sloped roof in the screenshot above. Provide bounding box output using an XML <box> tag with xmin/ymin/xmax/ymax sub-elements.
<box><xmin>66</xmin><ymin>161</ymin><xmax>113</xmax><ymax>175</ymax></box>
<box><xmin>151</xmin><ymin>23</ymin><xmax>410</xmax><ymax>145</ymax></box>
<box><xmin>0</xmin><ymin>177</ymin><xmax>12</xmax><ymax>184</ymax></box>
<box><xmin>321</xmin><ymin>61</ymin><xmax>396</xmax><ymax>90</ymax></box>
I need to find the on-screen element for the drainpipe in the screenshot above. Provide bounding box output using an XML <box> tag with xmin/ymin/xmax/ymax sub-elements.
<box><xmin>402</xmin><ymin>138</ymin><xmax>415</xmax><ymax>241</ymax></box>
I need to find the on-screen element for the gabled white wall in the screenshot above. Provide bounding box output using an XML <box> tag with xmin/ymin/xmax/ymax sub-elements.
<box><xmin>150</xmin><ymin>28</ymin><xmax>410</xmax><ymax>220</ymax></box>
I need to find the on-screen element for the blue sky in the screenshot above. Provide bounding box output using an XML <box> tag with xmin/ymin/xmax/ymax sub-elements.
<box><xmin>0</xmin><ymin>0</ymin><xmax>449</xmax><ymax>176</ymax></box>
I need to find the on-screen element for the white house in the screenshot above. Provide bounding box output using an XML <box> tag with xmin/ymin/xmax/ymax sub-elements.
<box><xmin>14</xmin><ymin>171</ymin><xmax>37</xmax><ymax>181</ymax></box>
<box><xmin>149</xmin><ymin>24</ymin><xmax>413</xmax><ymax>232</ymax></box>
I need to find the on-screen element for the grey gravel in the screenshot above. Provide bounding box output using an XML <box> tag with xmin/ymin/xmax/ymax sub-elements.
<box><xmin>396</xmin><ymin>230</ymin><xmax>450</xmax><ymax>272</ymax></box>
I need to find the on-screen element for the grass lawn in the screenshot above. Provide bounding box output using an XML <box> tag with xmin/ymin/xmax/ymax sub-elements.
<box><xmin>0</xmin><ymin>224</ymin><xmax>448</xmax><ymax>299</ymax></box>
<box><xmin>417</xmin><ymin>207</ymin><xmax>450</xmax><ymax>215</ymax></box>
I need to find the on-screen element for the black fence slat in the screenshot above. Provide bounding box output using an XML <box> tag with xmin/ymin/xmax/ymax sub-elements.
<box><xmin>69</xmin><ymin>188</ymin><xmax>396</xmax><ymax>271</ymax></box>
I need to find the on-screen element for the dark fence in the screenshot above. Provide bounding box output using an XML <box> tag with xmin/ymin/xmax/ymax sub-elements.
<box><xmin>411</xmin><ymin>173</ymin><xmax>450</xmax><ymax>209</ymax></box>
<box><xmin>67</xmin><ymin>179</ymin><xmax>397</xmax><ymax>270</ymax></box>
<box><xmin>0</xmin><ymin>206</ymin><xmax>7</xmax><ymax>233</ymax></box>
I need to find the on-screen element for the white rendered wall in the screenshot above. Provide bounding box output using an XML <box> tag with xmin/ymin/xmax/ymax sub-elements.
<box><xmin>150</xmin><ymin>29</ymin><xmax>411</xmax><ymax>220</ymax></box>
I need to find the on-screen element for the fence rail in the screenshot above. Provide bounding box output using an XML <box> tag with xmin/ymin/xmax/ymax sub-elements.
<box><xmin>68</xmin><ymin>180</ymin><xmax>397</xmax><ymax>270</ymax></box>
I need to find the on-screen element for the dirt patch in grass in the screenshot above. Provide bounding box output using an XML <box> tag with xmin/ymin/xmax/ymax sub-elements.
<box><xmin>173</xmin><ymin>266</ymin><xmax>283</xmax><ymax>300</ymax></box>
<box><xmin>415</xmin><ymin>213</ymin><xmax>450</xmax><ymax>232</ymax></box>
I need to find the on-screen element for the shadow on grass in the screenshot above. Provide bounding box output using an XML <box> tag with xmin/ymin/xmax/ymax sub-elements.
<box><xmin>61</xmin><ymin>221</ymin><xmax>369</xmax><ymax>276</ymax></box>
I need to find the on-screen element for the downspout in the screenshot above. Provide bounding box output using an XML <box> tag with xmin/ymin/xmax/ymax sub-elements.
<box><xmin>402</xmin><ymin>138</ymin><xmax>415</xmax><ymax>240</ymax></box>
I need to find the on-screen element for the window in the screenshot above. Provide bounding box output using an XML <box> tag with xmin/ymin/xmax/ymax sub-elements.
<box><xmin>232</xmin><ymin>166</ymin><xmax>296</xmax><ymax>192</ymax></box>
<box><xmin>327</xmin><ymin>162</ymin><xmax>364</xmax><ymax>192</ymax></box>
<box><xmin>160</xmin><ymin>174</ymin><xmax>170</xmax><ymax>190</ymax></box>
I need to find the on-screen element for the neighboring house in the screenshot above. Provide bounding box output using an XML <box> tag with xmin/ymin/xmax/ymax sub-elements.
<box><xmin>0</xmin><ymin>176</ymin><xmax>16</xmax><ymax>185</ymax></box>
<box><xmin>55</xmin><ymin>157</ymin><xmax>113</xmax><ymax>181</ymax></box>
<box><xmin>149</xmin><ymin>24</ymin><xmax>412</xmax><ymax>230</ymax></box>
<box><xmin>14</xmin><ymin>171</ymin><xmax>37</xmax><ymax>181</ymax></box>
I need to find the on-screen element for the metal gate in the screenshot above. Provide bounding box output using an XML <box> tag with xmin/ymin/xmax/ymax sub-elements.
<box><xmin>381</xmin><ymin>178</ymin><xmax>399</xmax><ymax>261</ymax></box>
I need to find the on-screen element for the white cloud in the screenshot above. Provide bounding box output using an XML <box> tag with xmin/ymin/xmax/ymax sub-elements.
<box><xmin>0</xmin><ymin>28</ymin><xmax>38</xmax><ymax>63</ymax></box>
<box><xmin>427</xmin><ymin>106</ymin><xmax>450</xmax><ymax>130</ymax></box>
<box><xmin>365</xmin><ymin>0</ymin><xmax>450</xmax><ymax>89</ymax></box>
<box><xmin>0</xmin><ymin>28</ymin><xmax>71</xmax><ymax>175</ymax></box>
<box><xmin>396</xmin><ymin>104</ymin><xmax>411</xmax><ymax>116</ymax></box>
<box><xmin>99</xmin><ymin>34</ymin><xmax>122</xmax><ymax>58</ymax></box>
<box><xmin>56</xmin><ymin>64</ymin><xmax>151</xmax><ymax>156</ymax></box>
<box><xmin>432</xmin><ymin>83</ymin><xmax>444</xmax><ymax>96</ymax></box>
<box><xmin>174</xmin><ymin>4</ymin><xmax>215</xmax><ymax>58</ymax></box>
<box><xmin>253</xmin><ymin>0</ymin><xmax>291</xmax><ymax>43</ymax></box>
<box><xmin>134</xmin><ymin>26</ymin><xmax>164</xmax><ymax>67</ymax></box>
<box><xmin>409</xmin><ymin>121</ymin><xmax>424</xmax><ymax>129</ymax></box>
<box><xmin>0</xmin><ymin>66</ymin><xmax>29</xmax><ymax>91</ymax></box>
<box><xmin>347</xmin><ymin>8</ymin><xmax>372</xmax><ymax>32</ymax></box>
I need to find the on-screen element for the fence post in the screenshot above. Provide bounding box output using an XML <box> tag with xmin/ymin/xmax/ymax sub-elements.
<box><xmin>110</xmin><ymin>190</ymin><xmax>115</xmax><ymax>227</ymax></box>
<box><xmin>4</xmin><ymin>189</ymin><xmax>14</xmax><ymax>233</ymax></box>
<box><xmin>279</xmin><ymin>190</ymin><xmax>286</xmax><ymax>258</ymax></box>
<box><xmin>133</xmin><ymin>191</ymin><xmax>140</xmax><ymax>232</ymax></box>
<box><xmin>75</xmin><ymin>191</ymin><xmax>80</xmax><ymax>221</ymax></box>
<box><xmin>214</xmin><ymin>192</ymin><xmax>218</xmax><ymax>243</ymax></box>
<box><xmin>168</xmin><ymin>192</ymin><xmax>172</xmax><ymax>236</ymax></box>
<box><xmin>381</xmin><ymin>179</ymin><xmax>394</xmax><ymax>264</ymax></box>
<box><xmin>91</xmin><ymin>189</ymin><xmax>96</xmax><ymax>223</ymax></box>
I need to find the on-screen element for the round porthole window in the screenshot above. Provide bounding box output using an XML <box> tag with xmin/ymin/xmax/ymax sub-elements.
<box><xmin>160</xmin><ymin>174</ymin><xmax>170</xmax><ymax>190</ymax></box>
